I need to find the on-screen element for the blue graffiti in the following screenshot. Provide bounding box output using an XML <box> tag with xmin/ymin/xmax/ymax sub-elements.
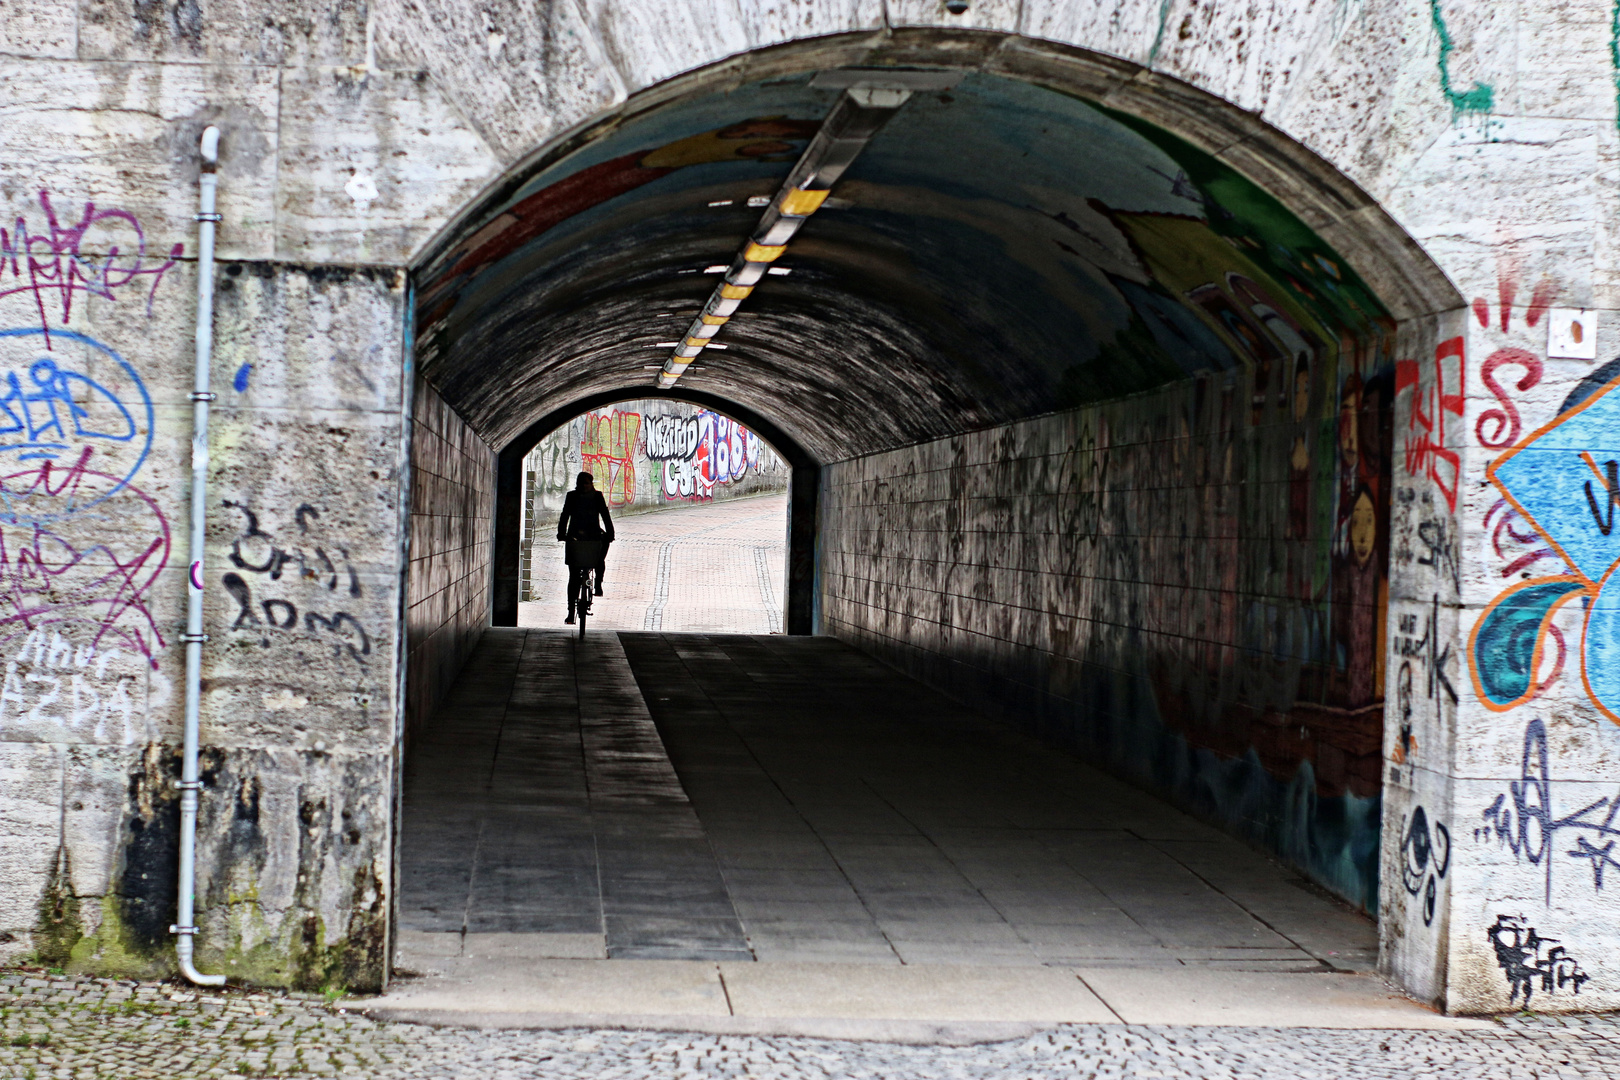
<box><xmin>0</xmin><ymin>328</ymin><xmax>153</xmax><ymax>518</ymax></box>
<box><xmin>1477</xmin><ymin>718</ymin><xmax>1620</xmax><ymax>902</ymax></box>
<box><xmin>1472</xmin><ymin>375</ymin><xmax>1620</xmax><ymax>720</ymax></box>
<box><xmin>233</xmin><ymin>362</ymin><xmax>251</xmax><ymax>392</ymax></box>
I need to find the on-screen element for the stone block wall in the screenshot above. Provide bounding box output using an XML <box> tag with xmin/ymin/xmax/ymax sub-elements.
<box><xmin>820</xmin><ymin>340</ymin><xmax>1404</xmax><ymax>910</ymax></box>
<box><xmin>405</xmin><ymin>377</ymin><xmax>494</xmax><ymax>739</ymax></box>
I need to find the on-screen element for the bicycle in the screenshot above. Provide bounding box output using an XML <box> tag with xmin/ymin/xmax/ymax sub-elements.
<box><xmin>565</xmin><ymin>539</ymin><xmax>604</xmax><ymax>640</ymax></box>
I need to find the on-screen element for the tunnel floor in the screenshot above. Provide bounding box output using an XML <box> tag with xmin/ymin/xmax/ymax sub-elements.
<box><xmin>397</xmin><ymin>629</ymin><xmax>1376</xmax><ymax>977</ymax></box>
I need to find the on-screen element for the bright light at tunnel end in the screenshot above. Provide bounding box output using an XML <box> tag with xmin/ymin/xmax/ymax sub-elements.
<box><xmin>655</xmin><ymin>70</ymin><xmax>961</xmax><ymax>391</ymax></box>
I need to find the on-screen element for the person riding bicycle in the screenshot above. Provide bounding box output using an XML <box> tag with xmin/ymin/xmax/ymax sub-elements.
<box><xmin>557</xmin><ymin>471</ymin><xmax>614</xmax><ymax>625</ymax></box>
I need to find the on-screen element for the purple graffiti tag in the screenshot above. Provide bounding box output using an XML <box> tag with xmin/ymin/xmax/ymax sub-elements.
<box><xmin>0</xmin><ymin>192</ymin><xmax>182</xmax><ymax>347</ymax></box>
<box><xmin>0</xmin><ymin>449</ymin><xmax>170</xmax><ymax>667</ymax></box>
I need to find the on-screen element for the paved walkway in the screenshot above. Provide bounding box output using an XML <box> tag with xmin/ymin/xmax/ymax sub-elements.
<box><xmin>388</xmin><ymin>630</ymin><xmax>1446</xmax><ymax>1035</ymax></box>
<box><xmin>6</xmin><ymin>968</ymin><xmax>1620</xmax><ymax>1078</ymax></box>
<box><xmin>519</xmin><ymin>494</ymin><xmax>786</xmax><ymax>634</ymax></box>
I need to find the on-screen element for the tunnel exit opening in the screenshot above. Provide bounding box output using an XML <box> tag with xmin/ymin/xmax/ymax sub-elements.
<box><xmin>396</xmin><ymin>29</ymin><xmax>1463</xmax><ymax>995</ymax></box>
<box><xmin>506</xmin><ymin>396</ymin><xmax>800</xmax><ymax>634</ymax></box>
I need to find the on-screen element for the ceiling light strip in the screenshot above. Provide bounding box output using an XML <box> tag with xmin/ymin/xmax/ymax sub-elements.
<box><xmin>656</xmin><ymin>86</ymin><xmax>913</xmax><ymax>389</ymax></box>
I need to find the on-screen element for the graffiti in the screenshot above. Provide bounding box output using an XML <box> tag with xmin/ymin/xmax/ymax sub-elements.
<box><xmin>1487</xmin><ymin>915</ymin><xmax>1588</xmax><ymax>1005</ymax></box>
<box><xmin>580</xmin><ymin>410</ymin><xmax>641</xmax><ymax>507</ymax></box>
<box><xmin>1394</xmin><ymin>595</ymin><xmax>1458</xmax><ymax>711</ymax></box>
<box><xmin>224</xmin><ymin>502</ymin><xmax>361</xmax><ymax>597</ymax></box>
<box><xmin>1399</xmin><ymin>806</ymin><xmax>1451</xmax><ymax>926</ymax></box>
<box><xmin>655</xmin><ymin>411</ymin><xmax>764</xmax><ymax>501</ymax></box>
<box><xmin>0</xmin><ymin>626</ymin><xmax>156</xmax><ymax>744</ymax></box>
<box><xmin>1478</xmin><ymin>718</ymin><xmax>1620</xmax><ymax>901</ymax></box>
<box><xmin>1429</xmin><ymin>0</ymin><xmax>1494</xmax><ymax>117</ymax></box>
<box><xmin>1485</xmin><ymin>498</ymin><xmax>1564</xmax><ymax>582</ymax></box>
<box><xmin>1476</xmin><ymin>348</ymin><xmax>1543</xmax><ymax>449</ymax></box>
<box><xmin>0</xmin><ymin>452</ymin><xmax>168</xmax><ymax>668</ymax></box>
<box><xmin>0</xmin><ymin>192</ymin><xmax>181</xmax><ymax>345</ymax></box>
<box><xmin>0</xmin><ymin>329</ymin><xmax>153</xmax><ymax>510</ymax></box>
<box><xmin>644</xmin><ymin>415</ymin><xmax>701</xmax><ymax>461</ymax></box>
<box><xmin>220</xmin><ymin>503</ymin><xmax>370</xmax><ymax>665</ymax></box>
<box><xmin>1470</xmin><ymin>375</ymin><xmax>1620</xmax><ymax>719</ymax></box>
<box><xmin>1395</xmin><ymin>337</ymin><xmax>1465</xmax><ymax>512</ymax></box>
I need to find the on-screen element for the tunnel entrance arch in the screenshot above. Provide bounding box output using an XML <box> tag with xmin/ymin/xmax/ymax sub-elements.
<box><xmin>399</xmin><ymin>30</ymin><xmax>1465</xmax><ymax>987</ymax></box>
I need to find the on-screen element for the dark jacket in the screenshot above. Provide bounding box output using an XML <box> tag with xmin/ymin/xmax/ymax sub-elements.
<box><xmin>557</xmin><ymin>488</ymin><xmax>615</xmax><ymax>542</ymax></box>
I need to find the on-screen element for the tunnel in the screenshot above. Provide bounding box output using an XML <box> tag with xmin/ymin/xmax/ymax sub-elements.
<box><xmin>396</xmin><ymin>34</ymin><xmax>1456</xmax><ymax>983</ymax></box>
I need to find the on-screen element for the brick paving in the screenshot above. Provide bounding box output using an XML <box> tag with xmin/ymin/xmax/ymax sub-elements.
<box><xmin>519</xmin><ymin>494</ymin><xmax>787</xmax><ymax>634</ymax></box>
<box><xmin>7</xmin><ymin>968</ymin><xmax>1620</xmax><ymax>1079</ymax></box>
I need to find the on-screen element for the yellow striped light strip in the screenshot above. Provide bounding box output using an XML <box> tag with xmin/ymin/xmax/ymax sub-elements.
<box><xmin>655</xmin><ymin>84</ymin><xmax>915</xmax><ymax>390</ymax></box>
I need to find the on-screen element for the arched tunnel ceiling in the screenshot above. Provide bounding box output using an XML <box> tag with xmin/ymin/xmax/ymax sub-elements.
<box><xmin>414</xmin><ymin>66</ymin><xmax>1396</xmax><ymax>464</ymax></box>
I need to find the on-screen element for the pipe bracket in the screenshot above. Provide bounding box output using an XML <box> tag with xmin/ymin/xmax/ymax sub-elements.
<box><xmin>179</xmin><ymin>632</ymin><xmax>209</xmax><ymax>644</ymax></box>
<box><xmin>189</xmin><ymin>391</ymin><xmax>218</xmax><ymax>402</ymax></box>
<box><xmin>195</xmin><ymin>212</ymin><xmax>222</xmax><ymax>223</ymax></box>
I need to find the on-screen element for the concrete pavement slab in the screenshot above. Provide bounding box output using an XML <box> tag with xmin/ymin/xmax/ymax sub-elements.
<box><xmin>1074</xmin><ymin>967</ymin><xmax>1495</xmax><ymax>1030</ymax></box>
<box><xmin>718</xmin><ymin>961</ymin><xmax>1119</xmax><ymax>1025</ymax></box>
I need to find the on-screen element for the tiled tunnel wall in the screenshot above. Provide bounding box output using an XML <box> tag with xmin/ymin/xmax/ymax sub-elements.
<box><xmin>406</xmin><ymin>377</ymin><xmax>496</xmax><ymax>739</ymax></box>
<box><xmin>820</xmin><ymin>356</ymin><xmax>1393</xmax><ymax>910</ymax></box>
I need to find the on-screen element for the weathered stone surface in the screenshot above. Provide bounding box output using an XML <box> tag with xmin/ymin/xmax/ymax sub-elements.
<box><xmin>77</xmin><ymin>0</ymin><xmax>369</xmax><ymax>66</ymax></box>
<box><xmin>0</xmin><ymin>0</ymin><xmax>77</xmax><ymax>58</ymax></box>
<box><xmin>0</xmin><ymin>59</ymin><xmax>280</xmax><ymax>263</ymax></box>
<box><xmin>275</xmin><ymin>66</ymin><xmax>501</xmax><ymax>264</ymax></box>
<box><xmin>371</xmin><ymin>0</ymin><xmax>629</xmax><ymax>164</ymax></box>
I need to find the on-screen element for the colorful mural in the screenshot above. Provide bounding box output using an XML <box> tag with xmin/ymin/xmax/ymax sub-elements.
<box><xmin>1470</xmin><ymin>370</ymin><xmax>1620</xmax><ymax>720</ymax></box>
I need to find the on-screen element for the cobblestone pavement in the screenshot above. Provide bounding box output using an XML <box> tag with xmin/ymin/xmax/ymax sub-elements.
<box><xmin>7</xmin><ymin>969</ymin><xmax>1620</xmax><ymax>1079</ymax></box>
<box><xmin>519</xmin><ymin>493</ymin><xmax>787</xmax><ymax>634</ymax></box>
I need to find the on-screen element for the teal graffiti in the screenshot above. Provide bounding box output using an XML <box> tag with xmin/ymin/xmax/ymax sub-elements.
<box><xmin>1429</xmin><ymin>0</ymin><xmax>1493</xmax><ymax>116</ymax></box>
<box><xmin>1147</xmin><ymin>0</ymin><xmax>1176</xmax><ymax>66</ymax></box>
<box><xmin>1611</xmin><ymin>1</ymin><xmax>1620</xmax><ymax>140</ymax></box>
<box><xmin>1471</xmin><ymin>579</ymin><xmax>1586</xmax><ymax>708</ymax></box>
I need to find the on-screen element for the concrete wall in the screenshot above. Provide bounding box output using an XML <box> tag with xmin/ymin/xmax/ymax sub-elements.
<box><xmin>405</xmin><ymin>378</ymin><xmax>494</xmax><ymax>739</ymax></box>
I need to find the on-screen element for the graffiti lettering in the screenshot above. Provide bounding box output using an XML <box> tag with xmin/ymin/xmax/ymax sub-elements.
<box><xmin>1395</xmin><ymin>337</ymin><xmax>1464</xmax><ymax>512</ymax></box>
<box><xmin>1476</xmin><ymin>348</ymin><xmax>1543</xmax><ymax>449</ymax></box>
<box><xmin>220</xmin><ymin>502</ymin><xmax>370</xmax><ymax>666</ymax></box>
<box><xmin>1487</xmin><ymin>915</ymin><xmax>1588</xmax><ymax>1006</ymax></box>
<box><xmin>0</xmin><ymin>329</ymin><xmax>153</xmax><ymax>508</ymax></box>
<box><xmin>580</xmin><ymin>410</ymin><xmax>641</xmax><ymax>507</ymax></box>
<box><xmin>1477</xmin><ymin>718</ymin><xmax>1620</xmax><ymax>901</ymax></box>
<box><xmin>223</xmin><ymin>502</ymin><xmax>361</xmax><ymax>597</ymax></box>
<box><xmin>0</xmin><ymin>192</ymin><xmax>181</xmax><ymax>346</ymax></box>
<box><xmin>1393</xmin><ymin>595</ymin><xmax>1457</xmax><ymax>709</ymax></box>
<box><xmin>221</xmin><ymin>572</ymin><xmax>372</xmax><ymax>666</ymax></box>
<box><xmin>644</xmin><ymin>415</ymin><xmax>701</xmax><ymax>461</ymax></box>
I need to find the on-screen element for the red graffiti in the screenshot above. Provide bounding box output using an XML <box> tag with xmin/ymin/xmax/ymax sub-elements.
<box><xmin>1396</xmin><ymin>336</ymin><xmax>1466</xmax><ymax>512</ymax></box>
<box><xmin>1477</xmin><ymin>348</ymin><xmax>1544</xmax><ymax>449</ymax></box>
<box><xmin>580</xmin><ymin>410</ymin><xmax>642</xmax><ymax>507</ymax></box>
<box><xmin>0</xmin><ymin>192</ymin><xmax>181</xmax><ymax>347</ymax></box>
<box><xmin>1486</xmin><ymin>498</ymin><xmax>1562</xmax><ymax>579</ymax></box>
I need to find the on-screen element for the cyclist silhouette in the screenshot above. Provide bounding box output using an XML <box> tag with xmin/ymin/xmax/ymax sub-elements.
<box><xmin>557</xmin><ymin>471</ymin><xmax>614</xmax><ymax>624</ymax></box>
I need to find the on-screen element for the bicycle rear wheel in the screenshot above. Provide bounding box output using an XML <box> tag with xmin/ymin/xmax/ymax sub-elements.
<box><xmin>577</xmin><ymin>572</ymin><xmax>590</xmax><ymax>639</ymax></box>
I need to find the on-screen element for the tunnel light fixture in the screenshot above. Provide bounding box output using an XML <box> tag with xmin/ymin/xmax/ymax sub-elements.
<box><xmin>767</xmin><ymin>267</ymin><xmax>792</xmax><ymax>276</ymax></box>
<box><xmin>704</xmin><ymin>264</ymin><xmax>728</xmax><ymax>273</ymax></box>
<box><xmin>655</xmin><ymin>82</ymin><xmax>916</xmax><ymax>390</ymax></box>
<box><xmin>708</xmin><ymin>199</ymin><xmax>734</xmax><ymax>207</ymax></box>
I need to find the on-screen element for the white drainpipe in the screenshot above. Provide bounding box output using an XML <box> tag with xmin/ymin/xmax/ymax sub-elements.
<box><xmin>172</xmin><ymin>125</ymin><xmax>226</xmax><ymax>987</ymax></box>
